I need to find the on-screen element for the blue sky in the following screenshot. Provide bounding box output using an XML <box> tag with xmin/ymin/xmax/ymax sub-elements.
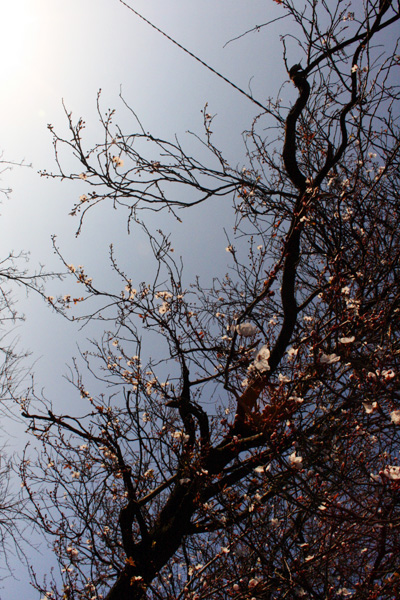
<box><xmin>1</xmin><ymin>0</ymin><xmax>285</xmax><ymax>409</ymax></box>
<box><xmin>0</xmin><ymin>1</ymin><xmax>292</xmax><ymax>597</ymax></box>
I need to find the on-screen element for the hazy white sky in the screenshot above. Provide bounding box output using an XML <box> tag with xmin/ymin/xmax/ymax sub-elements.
<box><xmin>1</xmin><ymin>0</ymin><xmax>284</xmax><ymax>398</ymax></box>
<box><xmin>0</xmin><ymin>1</ymin><xmax>291</xmax><ymax>597</ymax></box>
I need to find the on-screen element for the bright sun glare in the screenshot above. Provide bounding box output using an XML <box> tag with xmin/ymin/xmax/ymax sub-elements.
<box><xmin>0</xmin><ymin>3</ymin><xmax>34</xmax><ymax>83</ymax></box>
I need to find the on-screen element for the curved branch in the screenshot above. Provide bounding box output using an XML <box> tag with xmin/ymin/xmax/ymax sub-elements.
<box><xmin>282</xmin><ymin>66</ymin><xmax>310</xmax><ymax>191</ymax></box>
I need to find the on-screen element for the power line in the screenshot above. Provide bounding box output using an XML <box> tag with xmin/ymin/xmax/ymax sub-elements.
<box><xmin>119</xmin><ymin>0</ymin><xmax>271</xmax><ymax>114</ymax></box>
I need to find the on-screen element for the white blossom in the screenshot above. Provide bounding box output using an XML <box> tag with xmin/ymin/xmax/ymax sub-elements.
<box><xmin>155</xmin><ymin>291</ymin><xmax>173</xmax><ymax>300</ymax></box>
<box><xmin>289</xmin><ymin>451</ymin><xmax>303</xmax><ymax>469</ymax></box>
<box><xmin>363</xmin><ymin>401</ymin><xmax>378</xmax><ymax>414</ymax></box>
<box><xmin>159</xmin><ymin>302</ymin><xmax>170</xmax><ymax>315</ymax></box>
<box><xmin>382</xmin><ymin>465</ymin><xmax>400</xmax><ymax>480</ymax></box>
<box><xmin>320</xmin><ymin>352</ymin><xmax>340</xmax><ymax>365</ymax></box>
<box><xmin>236</xmin><ymin>322</ymin><xmax>258</xmax><ymax>337</ymax></box>
<box><xmin>289</xmin><ymin>395</ymin><xmax>304</xmax><ymax>403</ymax></box>
<box><xmin>346</xmin><ymin>298</ymin><xmax>360</xmax><ymax>312</ymax></box>
<box><xmin>253</xmin><ymin>345</ymin><xmax>270</xmax><ymax>372</ymax></box>
<box><xmin>171</xmin><ymin>430</ymin><xmax>190</xmax><ymax>443</ymax></box>
<box><xmin>390</xmin><ymin>410</ymin><xmax>400</xmax><ymax>425</ymax></box>
<box><xmin>254</xmin><ymin>464</ymin><xmax>270</xmax><ymax>473</ymax></box>
<box><xmin>338</xmin><ymin>588</ymin><xmax>353</xmax><ymax>597</ymax></box>
<box><xmin>381</xmin><ymin>369</ymin><xmax>395</xmax><ymax>380</ymax></box>
<box><xmin>339</xmin><ymin>336</ymin><xmax>355</xmax><ymax>344</ymax></box>
<box><xmin>278</xmin><ymin>373</ymin><xmax>291</xmax><ymax>383</ymax></box>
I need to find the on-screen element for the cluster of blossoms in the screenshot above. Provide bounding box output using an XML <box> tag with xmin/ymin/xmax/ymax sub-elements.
<box><xmin>66</xmin><ymin>264</ymin><xmax>93</xmax><ymax>286</ymax></box>
<box><xmin>371</xmin><ymin>466</ymin><xmax>400</xmax><ymax>482</ymax></box>
<box><xmin>61</xmin><ymin>294</ymin><xmax>85</xmax><ymax>309</ymax></box>
<box><xmin>287</xmin><ymin>346</ymin><xmax>298</xmax><ymax>361</ymax></box>
<box><xmin>156</xmin><ymin>290</ymin><xmax>173</xmax><ymax>315</ymax></box>
<box><xmin>253</xmin><ymin>345</ymin><xmax>271</xmax><ymax>372</ymax></box>
<box><xmin>66</xmin><ymin>545</ymin><xmax>79</xmax><ymax>557</ymax></box>
<box><xmin>170</xmin><ymin>430</ymin><xmax>190</xmax><ymax>443</ymax></box>
<box><xmin>367</xmin><ymin>368</ymin><xmax>396</xmax><ymax>381</ymax></box>
<box><xmin>124</xmin><ymin>283</ymin><xmax>137</xmax><ymax>300</ymax></box>
<box><xmin>112</xmin><ymin>155</ymin><xmax>124</xmax><ymax>168</ymax></box>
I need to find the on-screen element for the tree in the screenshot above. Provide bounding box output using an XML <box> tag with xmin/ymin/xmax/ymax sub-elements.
<box><xmin>20</xmin><ymin>1</ymin><xmax>400</xmax><ymax>598</ymax></box>
<box><xmin>0</xmin><ymin>155</ymin><xmax>66</xmax><ymax>580</ymax></box>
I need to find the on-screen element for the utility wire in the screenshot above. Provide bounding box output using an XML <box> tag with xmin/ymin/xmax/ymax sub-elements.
<box><xmin>119</xmin><ymin>0</ymin><xmax>271</xmax><ymax>114</ymax></box>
